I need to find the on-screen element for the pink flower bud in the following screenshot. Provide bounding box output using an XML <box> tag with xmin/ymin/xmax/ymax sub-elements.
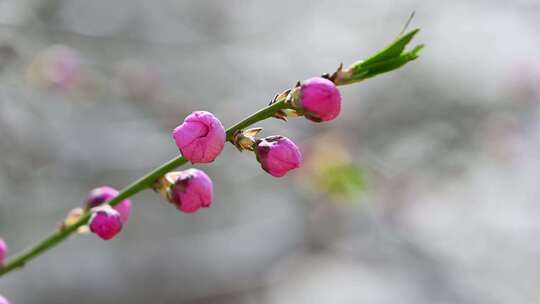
<box><xmin>0</xmin><ymin>294</ymin><xmax>9</xmax><ymax>304</ymax></box>
<box><xmin>256</xmin><ymin>135</ymin><xmax>302</xmax><ymax>177</ymax></box>
<box><xmin>85</xmin><ymin>186</ymin><xmax>131</xmax><ymax>224</ymax></box>
<box><xmin>89</xmin><ymin>206</ymin><xmax>123</xmax><ymax>240</ymax></box>
<box><xmin>50</xmin><ymin>46</ymin><xmax>80</xmax><ymax>88</ymax></box>
<box><xmin>0</xmin><ymin>238</ymin><xmax>7</xmax><ymax>267</ymax></box>
<box><xmin>170</xmin><ymin>169</ymin><xmax>213</xmax><ymax>213</ymax></box>
<box><xmin>300</xmin><ymin>77</ymin><xmax>342</xmax><ymax>122</ymax></box>
<box><xmin>172</xmin><ymin>111</ymin><xmax>226</xmax><ymax>163</ymax></box>
<box><xmin>41</xmin><ymin>45</ymin><xmax>81</xmax><ymax>90</ymax></box>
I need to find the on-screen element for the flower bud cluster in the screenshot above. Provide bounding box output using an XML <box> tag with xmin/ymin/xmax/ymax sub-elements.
<box><xmin>161</xmin><ymin>77</ymin><xmax>342</xmax><ymax>210</ymax></box>
<box><xmin>80</xmin><ymin>77</ymin><xmax>342</xmax><ymax>235</ymax></box>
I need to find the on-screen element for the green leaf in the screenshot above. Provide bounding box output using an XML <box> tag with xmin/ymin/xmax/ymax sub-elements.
<box><xmin>334</xmin><ymin>28</ymin><xmax>424</xmax><ymax>85</ymax></box>
<box><xmin>351</xmin><ymin>44</ymin><xmax>424</xmax><ymax>82</ymax></box>
<box><xmin>361</xmin><ymin>28</ymin><xmax>420</xmax><ymax>67</ymax></box>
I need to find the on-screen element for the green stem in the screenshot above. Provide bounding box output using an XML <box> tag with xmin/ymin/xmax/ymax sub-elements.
<box><xmin>225</xmin><ymin>100</ymin><xmax>287</xmax><ymax>140</ymax></box>
<box><xmin>0</xmin><ymin>100</ymin><xmax>287</xmax><ymax>277</ymax></box>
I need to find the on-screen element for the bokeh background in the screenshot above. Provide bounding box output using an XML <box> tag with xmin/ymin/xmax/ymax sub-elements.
<box><xmin>1</xmin><ymin>0</ymin><xmax>540</xmax><ymax>303</ymax></box>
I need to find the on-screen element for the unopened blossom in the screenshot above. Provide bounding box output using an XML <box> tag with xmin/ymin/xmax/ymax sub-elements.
<box><xmin>169</xmin><ymin>169</ymin><xmax>213</xmax><ymax>213</ymax></box>
<box><xmin>47</xmin><ymin>46</ymin><xmax>80</xmax><ymax>89</ymax></box>
<box><xmin>89</xmin><ymin>206</ymin><xmax>123</xmax><ymax>240</ymax></box>
<box><xmin>0</xmin><ymin>238</ymin><xmax>7</xmax><ymax>267</ymax></box>
<box><xmin>300</xmin><ymin>77</ymin><xmax>342</xmax><ymax>122</ymax></box>
<box><xmin>85</xmin><ymin>186</ymin><xmax>131</xmax><ymax>224</ymax></box>
<box><xmin>172</xmin><ymin>111</ymin><xmax>226</xmax><ymax>163</ymax></box>
<box><xmin>28</xmin><ymin>45</ymin><xmax>81</xmax><ymax>90</ymax></box>
<box><xmin>0</xmin><ymin>294</ymin><xmax>9</xmax><ymax>304</ymax></box>
<box><xmin>256</xmin><ymin>135</ymin><xmax>302</xmax><ymax>177</ymax></box>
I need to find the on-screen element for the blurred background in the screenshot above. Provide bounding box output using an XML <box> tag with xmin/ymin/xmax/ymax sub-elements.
<box><xmin>0</xmin><ymin>0</ymin><xmax>539</xmax><ymax>303</ymax></box>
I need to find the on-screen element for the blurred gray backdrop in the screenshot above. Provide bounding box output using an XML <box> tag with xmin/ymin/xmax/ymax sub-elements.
<box><xmin>1</xmin><ymin>0</ymin><xmax>540</xmax><ymax>303</ymax></box>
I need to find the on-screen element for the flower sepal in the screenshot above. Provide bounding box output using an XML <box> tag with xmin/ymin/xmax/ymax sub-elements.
<box><xmin>232</xmin><ymin>127</ymin><xmax>263</xmax><ymax>151</ymax></box>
